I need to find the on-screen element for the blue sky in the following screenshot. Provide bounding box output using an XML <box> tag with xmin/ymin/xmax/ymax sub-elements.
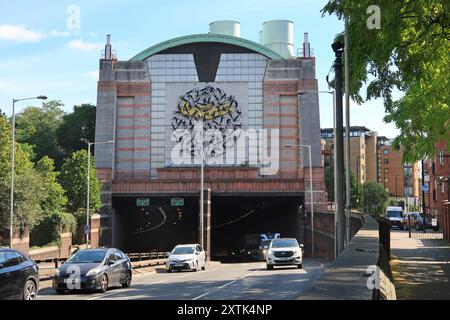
<box><xmin>0</xmin><ymin>0</ymin><xmax>399</xmax><ymax>138</ymax></box>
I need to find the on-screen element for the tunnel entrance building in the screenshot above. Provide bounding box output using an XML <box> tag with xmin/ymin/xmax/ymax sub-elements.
<box><xmin>112</xmin><ymin>193</ymin><xmax>305</xmax><ymax>259</ymax></box>
<box><xmin>94</xmin><ymin>21</ymin><xmax>328</xmax><ymax>253</ymax></box>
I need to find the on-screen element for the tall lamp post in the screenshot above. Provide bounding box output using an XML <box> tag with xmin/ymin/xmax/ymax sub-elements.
<box><xmin>332</xmin><ymin>40</ymin><xmax>345</xmax><ymax>255</ymax></box>
<box><xmin>83</xmin><ymin>140</ymin><xmax>114</xmax><ymax>249</ymax></box>
<box><xmin>285</xmin><ymin>144</ymin><xmax>313</xmax><ymax>257</ymax></box>
<box><xmin>9</xmin><ymin>95</ymin><xmax>47</xmax><ymax>249</ymax></box>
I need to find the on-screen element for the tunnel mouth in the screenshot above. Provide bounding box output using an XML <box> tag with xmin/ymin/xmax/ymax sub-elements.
<box><xmin>211</xmin><ymin>195</ymin><xmax>304</xmax><ymax>262</ymax></box>
<box><xmin>112</xmin><ymin>194</ymin><xmax>304</xmax><ymax>260</ymax></box>
<box><xmin>113</xmin><ymin>195</ymin><xmax>199</xmax><ymax>253</ymax></box>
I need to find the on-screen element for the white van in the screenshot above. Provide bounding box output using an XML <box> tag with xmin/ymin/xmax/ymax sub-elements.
<box><xmin>386</xmin><ymin>206</ymin><xmax>404</xmax><ymax>229</ymax></box>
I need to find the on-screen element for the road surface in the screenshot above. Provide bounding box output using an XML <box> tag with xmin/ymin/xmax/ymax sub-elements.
<box><xmin>38</xmin><ymin>259</ymin><xmax>328</xmax><ymax>300</ymax></box>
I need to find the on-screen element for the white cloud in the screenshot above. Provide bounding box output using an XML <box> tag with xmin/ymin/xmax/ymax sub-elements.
<box><xmin>0</xmin><ymin>24</ymin><xmax>45</xmax><ymax>43</ymax></box>
<box><xmin>67</xmin><ymin>39</ymin><xmax>102</xmax><ymax>51</ymax></box>
<box><xmin>81</xmin><ymin>70</ymin><xmax>98</xmax><ymax>78</ymax></box>
<box><xmin>50</xmin><ymin>29</ymin><xmax>71</xmax><ymax>37</ymax></box>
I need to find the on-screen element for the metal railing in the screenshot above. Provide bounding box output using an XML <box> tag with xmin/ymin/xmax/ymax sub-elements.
<box><xmin>126</xmin><ymin>252</ymin><xmax>170</xmax><ymax>261</ymax></box>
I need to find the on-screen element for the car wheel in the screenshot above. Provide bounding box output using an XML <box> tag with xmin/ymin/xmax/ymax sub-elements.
<box><xmin>122</xmin><ymin>271</ymin><xmax>132</xmax><ymax>288</ymax></box>
<box><xmin>298</xmin><ymin>264</ymin><xmax>303</xmax><ymax>269</ymax></box>
<box><xmin>167</xmin><ymin>268</ymin><xmax>172</xmax><ymax>273</ymax></box>
<box><xmin>267</xmin><ymin>264</ymin><xmax>274</xmax><ymax>270</ymax></box>
<box><xmin>194</xmin><ymin>261</ymin><xmax>198</xmax><ymax>272</ymax></box>
<box><xmin>23</xmin><ymin>279</ymin><xmax>37</xmax><ymax>300</ymax></box>
<box><xmin>99</xmin><ymin>274</ymin><xmax>108</xmax><ymax>293</ymax></box>
<box><xmin>202</xmin><ymin>261</ymin><xmax>206</xmax><ymax>271</ymax></box>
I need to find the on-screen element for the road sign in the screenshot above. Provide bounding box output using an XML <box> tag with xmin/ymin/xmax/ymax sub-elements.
<box><xmin>421</xmin><ymin>184</ymin><xmax>429</xmax><ymax>193</ymax></box>
<box><xmin>171</xmin><ymin>198</ymin><xmax>184</xmax><ymax>207</ymax></box>
<box><xmin>136</xmin><ymin>198</ymin><xmax>150</xmax><ymax>207</ymax></box>
<box><xmin>84</xmin><ymin>224</ymin><xmax>90</xmax><ymax>235</ymax></box>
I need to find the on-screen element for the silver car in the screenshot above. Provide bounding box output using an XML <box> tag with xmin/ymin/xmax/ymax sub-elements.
<box><xmin>266</xmin><ymin>238</ymin><xmax>303</xmax><ymax>270</ymax></box>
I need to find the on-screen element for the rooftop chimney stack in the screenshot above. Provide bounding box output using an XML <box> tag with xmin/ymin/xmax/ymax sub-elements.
<box><xmin>303</xmin><ymin>32</ymin><xmax>311</xmax><ymax>58</ymax></box>
<box><xmin>105</xmin><ymin>34</ymin><xmax>112</xmax><ymax>60</ymax></box>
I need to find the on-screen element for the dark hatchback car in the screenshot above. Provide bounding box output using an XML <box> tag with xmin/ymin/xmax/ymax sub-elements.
<box><xmin>53</xmin><ymin>248</ymin><xmax>132</xmax><ymax>294</ymax></box>
<box><xmin>0</xmin><ymin>248</ymin><xmax>39</xmax><ymax>300</ymax></box>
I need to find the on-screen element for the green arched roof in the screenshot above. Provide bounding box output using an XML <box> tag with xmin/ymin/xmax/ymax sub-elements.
<box><xmin>130</xmin><ymin>33</ymin><xmax>283</xmax><ymax>61</ymax></box>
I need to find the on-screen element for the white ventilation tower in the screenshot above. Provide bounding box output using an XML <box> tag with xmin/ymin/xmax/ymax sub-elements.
<box><xmin>261</xmin><ymin>20</ymin><xmax>295</xmax><ymax>59</ymax></box>
<box><xmin>209</xmin><ymin>21</ymin><xmax>241</xmax><ymax>37</ymax></box>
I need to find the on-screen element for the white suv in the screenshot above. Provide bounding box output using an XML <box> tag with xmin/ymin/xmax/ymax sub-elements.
<box><xmin>166</xmin><ymin>244</ymin><xmax>206</xmax><ymax>272</ymax></box>
<box><xmin>266</xmin><ymin>238</ymin><xmax>303</xmax><ymax>270</ymax></box>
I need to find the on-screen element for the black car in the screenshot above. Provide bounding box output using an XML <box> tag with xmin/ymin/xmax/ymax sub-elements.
<box><xmin>52</xmin><ymin>248</ymin><xmax>132</xmax><ymax>294</ymax></box>
<box><xmin>0</xmin><ymin>248</ymin><xmax>39</xmax><ymax>300</ymax></box>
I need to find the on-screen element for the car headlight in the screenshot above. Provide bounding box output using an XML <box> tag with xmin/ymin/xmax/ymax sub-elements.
<box><xmin>86</xmin><ymin>268</ymin><xmax>101</xmax><ymax>277</ymax></box>
<box><xmin>268</xmin><ymin>250</ymin><xmax>273</xmax><ymax>256</ymax></box>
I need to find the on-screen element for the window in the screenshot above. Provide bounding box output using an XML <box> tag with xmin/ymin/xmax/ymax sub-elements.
<box><xmin>197</xmin><ymin>245</ymin><xmax>203</xmax><ymax>252</ymax></box>
<box><xmin>107</xmin><ymin>252</ymin><xmax>117</xmax><ymax>264</ymax></box>
<box><xmin>384</xmin><ymin>168</ymin><xmax>389</xmax><ymax>174</ymax></box>
<box><xmin>114</xmin><ymin>251</ymin><xmax>123</xmax><ymax>261</ymax></box>
<box><xmin>6</xmin><ymin>251</ymin><xmax>23</xmax><ymax>267</ymax></box>
<box><xmin>384</xmin><ymin>178</ymin><xmax>389</xmax><ymax>183</ymax></box>
<box><xmin>440</xmin><ymin>149</ymin><xmax>445</xmax><ymax>166</ymax></box>
<box><xmin>384</xmin><ymin>159</ymin><xmax>389</xmax><ymax>165</ymax></box>
<box><xmin>0</xmin><ymin>251</ymin><xmax>8</xmax><ymax>266</ymax></box>
<box><xmin>383</xmin><ymin>149</ymin><xmax>389</xmax><ymax>155</ymax></box>
<box><xmin>441</xmin><ymin>182</ymin><xmax>446</xmax><ymax>194</ymax></box>
<box><xmin>404</xmin><ymin>186</ymin><xmax>413</xmax><ymax>196</ymax></box>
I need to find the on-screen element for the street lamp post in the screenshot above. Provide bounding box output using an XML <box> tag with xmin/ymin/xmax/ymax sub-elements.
<box><xmin>200</xmin><ymin>131</ymin><xmax>204</xmax><ymax>250</ymax></box>
<box><xmin>9</xmin><ymin>95</ymin><xmax>47</xmax><ymax>249</ymax></box>
<box><xmin>84</xmin><ymin>140</ymin><xmax>114</xmax><ymax>249</ymax></box>
<box><xmin>285</xmin><ymin>144</ymin><xmax>313</xmax><ymax>257</ymax></box>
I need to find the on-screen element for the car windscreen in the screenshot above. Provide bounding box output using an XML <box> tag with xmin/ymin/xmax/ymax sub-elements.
<box><xmin>172</xmin><ymin>247</ymin><xmax>194</xmax><ymax>255</ymax></box>
<box><xmin>387</xmin><ymin>211</ymin><xmax>403</xmax><ymax>218</ymax></box>
<box><xmin>271</xmin><ymin>239</ymin><xmax>298</xmax><ymax>248</ymax></box>
<box><xmin>66</xmin><ymin>250</ymin><xmax>106</xmax><ymax>264</ymax></box>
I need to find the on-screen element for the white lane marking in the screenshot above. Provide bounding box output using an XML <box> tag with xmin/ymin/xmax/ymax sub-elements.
<box><xmin>143</xmin><ymin>279</ymin><xmax>169</xmax><ymax>287</ymax></box>
<box><xmin>192</xmin><ymin>292</ymin><xmax>210</xmax><ymax>300</ymax></box>
<box><xmin>88</xmin><ymin>288</ymin><xmax>129</xmax><ymax>301</ymax></box>
<box><xmin>218</xmin><ymin>280</ymin><xmax>237</xmax><ymax>289</ymax></box>
<box><xmin>216</xmin><ymin>271</ymin><xmax>255</xmax><ymax>290</ymax></box>
<box><xmin>88</xmin><ymin>279</ymin><xmax>168</xmax><ymax>300</ymax></box>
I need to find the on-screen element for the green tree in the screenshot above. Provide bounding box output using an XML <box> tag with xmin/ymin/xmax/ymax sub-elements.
<box><xmin>56</xmin><ymin>104</ymin><xmax>96</xmax><ymax>156</ymax></box>
<box><xmin>359</xmin><ymin>181</ymin><xmax>389</xmax><ymax>215</ymax></box>
<box><xmin>0</xmin><ymin>116</ymin><xmax>45</xmax><ymax>234</ymax></box>
<box><xmin>324</xmin><ymin>164</ymin><xmax>359</xmax><ymax>208</ymax></box>
<box><xmin>32</xmin><ymin>157</ymin><xmax>75</xmax><ymax>246</ymax></box>
<box><xmin>322</xmin><ymin>0</ymin><xmax>450</xmax><ymax>162</ymax></box>
<box><xmin>35</xmin><ymin>156</ymin><xmax>68</xmax><ymax>215</ymax></box>
<box><xmin>15</xmin><ymin>100</ymin><xmax>65</xmax><ymax>163</ymax></box>
<box><xmin>59</xmin><ymin>150</ymin><xmax>101</xmax><ymax>213</ymax></box>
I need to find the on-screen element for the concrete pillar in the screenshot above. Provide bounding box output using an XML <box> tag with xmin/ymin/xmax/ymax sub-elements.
<box><xmin>6</xmin><ymin>228</ymin><xmax>30</xmax><ymax>255</ymax></box>
<box><xmin>199</xmin><ymin>188</ymin><xmax>212</xmax><ymax>260</ymax></box>
<box><xmin>90</xmin><ymin>214</ymin><xmax>101</xmax><ymax>248</ymax></box>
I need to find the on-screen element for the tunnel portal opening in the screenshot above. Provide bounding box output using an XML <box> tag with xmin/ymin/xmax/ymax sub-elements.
<box><xmin>113</xmin><ymin>196</ymin><xmax>199</xmax><ymax>253</ymax></box>
<box><xmin>211</xmin><ymin>195</ymin><xmax>304</xmax><ymax>261</ymax></box>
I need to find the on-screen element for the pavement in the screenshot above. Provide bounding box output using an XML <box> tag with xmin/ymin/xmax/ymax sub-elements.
<box><xmin>37</xmin><ymin>259</ymin><xmax>328</xmax><ymax>300</ymax></box>
<box><xmin>390</xmin><ymin>230</ymin><xmax>450</xmax><ymax>300</ymax></box>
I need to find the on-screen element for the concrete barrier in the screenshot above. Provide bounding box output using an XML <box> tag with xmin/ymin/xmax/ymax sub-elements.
<box><xmin>299</xmin><ymin>215</ymin><xmax>396</xmax><ymax>300</ymax></box>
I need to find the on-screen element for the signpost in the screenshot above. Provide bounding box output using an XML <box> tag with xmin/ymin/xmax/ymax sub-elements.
<box><xmin>421</xmin><ymin>184</ymin><xmax>429</xmax><ymax>193</ymax></box>
<box><xmin>136</xmin><ymin>198</ymin><xmax>150</xmax><ymax>207</ymax></box>
<box><xmin>171</xmin><ymin>198</ymin><xmax>184</xmax><ymax>207</ymax></box>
